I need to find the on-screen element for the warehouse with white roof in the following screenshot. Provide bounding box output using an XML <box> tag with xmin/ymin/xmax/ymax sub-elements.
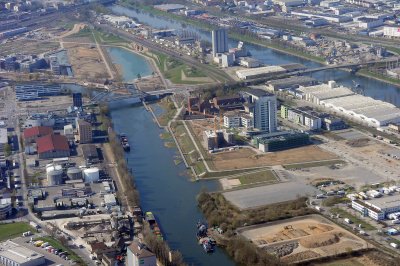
<box><xmin>297</xmin><ymin>81</ymin><xmax>400</xmax><ymax>127</ymax></box>
<box><xmin>0</xmin><ymin>240</ymin><xmax>45</xmax><ymax>266</ymax></box>
<box><xmin>297</xmin><ymin>81</ymin><xmax>355</xmax><ymax>104</ymax></box>
<box><xmin>321</xmin><ymin>94</ymin><xmax>400</xmax><ymax>127</ymax></box>
<box><xmin>236</xmin><ymin>66</ymin><xmax>286</xmax><ymax>80</ymax></box>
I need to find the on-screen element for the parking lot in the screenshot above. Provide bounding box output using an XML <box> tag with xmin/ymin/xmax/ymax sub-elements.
<box><xmin>12</xmin><ymin>236</ymin><xmax>71</xmax><ymax>265</ymax></box>
<box><xmin>223</xmin><ymin>181</ymin><xmax>321</xmax><ymax>210</ymax></box>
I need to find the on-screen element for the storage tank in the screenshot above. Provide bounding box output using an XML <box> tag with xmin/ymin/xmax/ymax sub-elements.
<box><xmin>67</xmin><ymin>167</ymin><xmax>82</xmax><ymax>180</ymax></box>
<box><xmin>83</xmin><ymin>168</ymin><xmax>99</xmax><ymax>183</ymax></box>
<box><xmin>46</xmin><ymin>165</ymin><xmax>63</xmax><ymax>185</ymax></box>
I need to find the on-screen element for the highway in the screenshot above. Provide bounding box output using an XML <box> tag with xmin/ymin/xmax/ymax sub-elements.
<box><xmin>95</xmin><ymin>24</ymin><xmax>235</xmax><ymax>84</ymax></box>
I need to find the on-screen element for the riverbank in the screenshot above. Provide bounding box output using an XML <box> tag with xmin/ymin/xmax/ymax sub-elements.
<box><xmin>118</xmin><ymin>1</ymin><xmax>325</xmax><ymax>64</ymax></box>
<box><xmin>98</xmin><ymin>105</ymin><xmax>186</xmax><ymax>266</ymax></box>
<box><xmin>357</xmin><ymin>68</ymin><xmax>400</xmax><ymax>88</ymax></box>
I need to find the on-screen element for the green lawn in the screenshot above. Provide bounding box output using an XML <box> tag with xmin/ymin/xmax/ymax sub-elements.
<box><xmin>0</xmin><ymin>222</ymin><xmax>34</xmax><ymax>241</ymax></box>
<box><xmin>92</xmin><ymin>30</ymin><xmax>127</xmax><ymax>44</ymax></box>
<box><xmin>330</xmin><ymin>208</ymin><xmax>375</xmax><ymax>230</ymax></box>
<box><xmin>35</xmin><ymin>236</ymin><xmax>84</xmax><ymax>264</ymax></box>
<box><xmin>148</xmin><ymin>52</ymin><xmax>208</xmax><ymax>84</ymax></box>
<box><xmin>238</xmin><ymin>170</ymin><xmax>277</xmax><ymax>185</ymax></box>
<box><xmin>283</xmin><ymin>160</ymin><xmax>346</xmax><ymax>169</ymax></box>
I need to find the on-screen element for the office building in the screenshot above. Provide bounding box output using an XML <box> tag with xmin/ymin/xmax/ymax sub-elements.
<box><xmin>211</xmin><ymin>28</ymin><xmax>228</xmax><ymax>57</ymax></box>
<box><xmin>0</xmin><ymin>240</ymin><xmax>45</xmax><ymax>266</ymax></box>
<box><xmin>242</xmin><ymin>89</ymin><xmax>277</xmax><ymax>133</ymax></box>
<box><xmin>77</xmin><ymin>119</ymin><xmax>92</xmax><ymax>144</ymax></box>
<box><xmin>127</xmin><ymin>240</ymin><xmax>156</xmax><ymax>266</ymax></box>
<box><xmin>352</xmin><ymin>194</ymin><xmax>400</xmax><ymax>220</ymax></box>
<box><xmin>252</xmin><ymin>131</ymin><xmax>310</xmax><ymax>152</ymax></box>
<box><xmin>72</xmin><ymin>92</ymin><xmax>83</xmax><ymax>108</ymax></box>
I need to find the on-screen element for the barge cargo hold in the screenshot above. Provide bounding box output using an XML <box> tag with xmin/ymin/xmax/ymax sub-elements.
<box><xmin>145</xmin><ymin>211</ymin><xmax>163</xmax><ymax>240</ymax></box>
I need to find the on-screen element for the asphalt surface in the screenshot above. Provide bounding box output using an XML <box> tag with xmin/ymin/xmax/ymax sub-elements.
<box><xmin>223</xmin><ymin>181</ymin><xmax>321</xmax><ymax>210</ymax></box>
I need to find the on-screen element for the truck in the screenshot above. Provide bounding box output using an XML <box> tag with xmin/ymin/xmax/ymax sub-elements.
<box><xmin>344</xmin><ymin>218</ymin><xmax>352</xmax><ymax>224</ymax></box>
<box><xmin>315</xmin><ymin>194</ymin><xmax>325</xmax><ymax>199</ymax></box>
<box><xmin>392</xmin><ymin>219</ymin><xmax>400</xmax><ymax>224</ymax></box>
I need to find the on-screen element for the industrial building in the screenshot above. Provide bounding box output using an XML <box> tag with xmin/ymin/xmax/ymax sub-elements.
<box><xmin>320</xmin><ymin>94</ymin><xmax>400</xmax><ymax>127</ymax></box>
<box><xmin>0</xmin><ymin>241</ymin><xmax>45</xmax><ymax>266</ymax></box>
<box><xmin>72</xmin><ymin>92</ymin><xmax>83</xmax><ymax>108</ymax></box>
<box><xmin>297</xmin><ymin>81</ymin><xmax>355</xmax><ymax>104</ymax></box>
<box><xmin>0</xmin><ymin>198</ymin><xmax>12</xmax><ymax>219</ymax></box>
<box><xmin>236</xmin><ymin>66</ymin><xmax>286</xmax><ymax>80</ymax></box>
<box><xmin>211</xmin><ymin>28</ymin><xmax>229</xmax><ymax>57</ymax></box>
<box><xmin>81</xmin><ymin>144</ymin><xmax>100</xmax><ymax>164</ymax></box>
<box><xmin>15</xmin><ymin>84</ymin><xmax>61</xmax><ymax>101</ymax></box>
<box><xmin>383</xmin><ymin>26</ymin><xmax>400</xmax><ymax>38</ymax></box>
<box><xmin>153</xmin><ymin>3</ymin><xmax>186</xmax><ymax>12</ymax></box>
<box><xmin>252</xmin><ymin>131</ymin><xmax>310</xmax><ymax>152</ymax></box>
<box><xmin>266</xmin><ymin>76</ymin><xmax>317</xmax><ymax>91</ymax></box>
<box><xmin>77</xmin><ymin>119</ymin><xmax>93</xmax><ymax>144</ymax></box>
<box><xmin>351</xmin><ymin>195</ymin><xmax>400</xmax><ymax>220</ymax></box>
<box><xmin>36</xmin><ymin>134</ymin><xmax>70</xmax><ymax>159</ymax></box>
<box><xmin>127</xmin><ymin>240</ymin><xmax>156</xmax><ymax>266</ymax></box>
<box><xmin>0</xmin><ymin>128</ymin><xmax>7</xmax><ymax>154</ymax></box>
<box><xmin>23</xmin><ymin>126</ymin><xmax>53</xmax><ymax>143</ymax></box>
<box><xmin>213</xmin><ymin>95</ymin><xmax>243</xmax><ymax>110</ymax></box>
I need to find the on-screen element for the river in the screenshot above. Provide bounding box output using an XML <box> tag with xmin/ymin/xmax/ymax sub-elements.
<box><xmin>110</xmin><ymin>4</ymin><xmax>400</xmax><ymax>107</ymax></box>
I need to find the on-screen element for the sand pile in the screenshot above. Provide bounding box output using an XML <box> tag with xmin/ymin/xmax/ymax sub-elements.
<box><xmin>299</xmin><ymin>232</ymin><xmax>340</xmax><ymax>248</ymax></box>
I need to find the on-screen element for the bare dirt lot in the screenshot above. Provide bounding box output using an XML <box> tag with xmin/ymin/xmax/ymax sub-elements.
<box><xmin>0</xmin><ymin>40</ymin><xmax>60</xmax><ymax>56</ymax></box>
<box><xmin>212</xmin><ymin>146</ymin><xmax>337</xmax><ymax>170</ymax></box>
<box><xmin>239</xmin><ymin>215</ymin><xmax>369</xmax><ymax>264</ymax></box>
<box><xmin>189</xmin><ymin>120</ymin><xmax>338</xmax><ymax>170</ymax></box>
<box><xmin>64</xmin><ymin>43</ymin><xmax>109</xmax><ymax>80</ymax></box>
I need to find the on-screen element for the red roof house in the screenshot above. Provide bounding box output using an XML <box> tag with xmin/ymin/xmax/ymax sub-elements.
<box><xmin>36</xmin><ymin>134</ymin><xmax>70</xmax><ymax>159</ymax></box>
<box><xmin>23</xmin><ymin>126</ymin><xmax>53</xmax><ymax>142</ymax></box>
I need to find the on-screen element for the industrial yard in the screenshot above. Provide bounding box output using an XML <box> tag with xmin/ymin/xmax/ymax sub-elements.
<box><xmin>239</xmin><ymin>215</ymin><xmax>369</xmax><ymax>264</ymax></box>
<box><xmin>64</xmin><ymin>43</ymin><xmax>110</xmax><ymax>80</ymax></box>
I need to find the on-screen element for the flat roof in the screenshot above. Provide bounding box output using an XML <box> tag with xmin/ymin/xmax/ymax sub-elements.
<box><xmin>236</xmin><ymin>66</ymin><xmax>286</xmax><ymax>76</ymax></box>
<box><xmin>0</xmin><ymin>128</ymin><xmax>7</xmax><ymax>145</ymax></box>
<box><xmin>300</xmin><ymin>85</ymin><xmax>354</xmax><ymax>100</ymax></box>
<box><xmin>366</xmin><ymin>194</ymin><xmax>400</xmax><ymax>210</ymax></box>
<box><xmin>0</xmin><ymin>241</ymin><xmax>44</xmax><ymax>263</ymax></box>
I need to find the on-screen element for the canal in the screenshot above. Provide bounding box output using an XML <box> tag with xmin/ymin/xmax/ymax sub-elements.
<box><xmin>105</xmin><ymin>47</ymin><xmax>235</xmax><ymax>265</ymax></box>
<box><xmin>106</xmin><ymin>46</ymin><xmax>153</xmax><ymax>82</ymax></box>
<box><xmin>110</xmin><ymin>4</ymin><xmax>400</xmax><ymax>107</ymax></box>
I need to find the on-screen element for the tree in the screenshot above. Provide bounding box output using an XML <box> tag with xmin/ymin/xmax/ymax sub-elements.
<box><xmin>4</xmin><ymin>143</ymin><xmax>11</xmax><ymax>157</ymax></box>
<box><xmin>137</xmin><ymin>73</ymin><xmax>142</xmax><ymax>80</ymax></box>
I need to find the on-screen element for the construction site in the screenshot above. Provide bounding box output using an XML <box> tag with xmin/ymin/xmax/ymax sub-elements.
<box><xmin>239</xmin><ymin>215</ymin><xmax>369</xmax><ymax>264</ymax></box>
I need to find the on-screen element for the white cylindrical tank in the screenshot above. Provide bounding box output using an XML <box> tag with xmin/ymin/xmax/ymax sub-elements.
<box><xmin>46</xmin><ymin>165</ymin><xmax>63</xmax><ymax>185</ymax></box>
<box><xmin>83</xmin><ymin>168</ymin><xmax>99</xmax><ymax>183</ymax></box>
<box><xmin>67</xmin><ymin>167</ymin><xmax>82</xmax><ymax>180</ymax></box>
<box><xmin>328</xmin><ymin>80</ymin><xmax>336</xmax><ymax>88</ymax></box>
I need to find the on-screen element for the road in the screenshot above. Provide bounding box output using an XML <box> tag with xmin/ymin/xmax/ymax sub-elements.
<box><xmin>95</xmin><ymin>24</ymin><xmax>235</xmax><ymax>84</ymax></box>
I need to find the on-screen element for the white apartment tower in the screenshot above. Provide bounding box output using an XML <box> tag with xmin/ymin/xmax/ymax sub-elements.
<box><xmin>244</xmin><ymin>89</ymin><xmax>277</xmax><ymax>132</ymax></box>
